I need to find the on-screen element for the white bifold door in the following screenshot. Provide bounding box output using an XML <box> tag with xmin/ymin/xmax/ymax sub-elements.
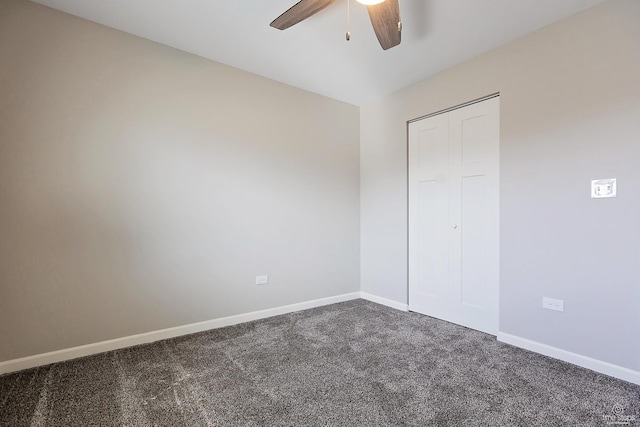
<box><xmin>408</xmin><ymin>96</ymin><xmax>499</xmax><ymax>335</ymax></box>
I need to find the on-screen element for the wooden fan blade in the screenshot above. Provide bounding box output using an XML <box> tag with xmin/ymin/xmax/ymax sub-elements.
<box><xmin>270</xmin><ymin>0</ymin><xmax>336</xmax><ymax>30</ymax></box>
<box><xmin>367</xmin><ymin>0</ymin><xmax>401</xmax><ymax>50</ymax></box>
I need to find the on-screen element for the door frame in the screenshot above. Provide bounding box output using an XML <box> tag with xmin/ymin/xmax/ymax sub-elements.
<box><xmin>406</xmin><ymin>92</ymin><xmax>500</xmax><ymax>332</ymax></box>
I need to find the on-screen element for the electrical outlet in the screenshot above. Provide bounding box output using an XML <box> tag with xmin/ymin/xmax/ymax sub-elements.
<box><xmin>542</xmin><ymin>297</ymin><xmax>564</xmax><ymax>312</ymax></box>
<box><xmin>256</xmin><ymin>275</ymin><xmax>269</xmax><ymax>285</ymax></box>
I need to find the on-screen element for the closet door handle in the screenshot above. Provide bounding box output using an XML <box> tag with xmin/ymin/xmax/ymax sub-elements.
<box><xmin>452</xmin><ymin>224</ymin><xmax>458</xmax><ymax>229</ymax></box>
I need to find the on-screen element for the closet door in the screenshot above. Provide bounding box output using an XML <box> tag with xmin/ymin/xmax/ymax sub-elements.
<box><xmin>408</xmin><ymin>97</ymin><xmax>499</xmax><ymax>335</ymax></box>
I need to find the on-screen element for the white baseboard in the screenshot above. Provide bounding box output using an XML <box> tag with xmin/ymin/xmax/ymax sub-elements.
<box><xmin>498</xmin><ymin>332</ymin><xmax>640</xmax><ymax>386</ymax></box>
<box><xmin>360</xmin><ymin>292</ymin><xmax>409</xmax><ymax>312</ymax></box>
<box><xmin>11</xmin><ymin>294</ymin><xmax>632</xmax><ymax>387</ymax></box>
<box><xmin>0</xmin><ymin>292</ymin><xmax>361</xmax><ymax>375</ymax></box>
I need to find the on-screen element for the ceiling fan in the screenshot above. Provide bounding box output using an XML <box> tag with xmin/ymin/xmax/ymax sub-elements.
<box><xmin>270</xmin><ymin>0</ymin><xmax>401</xmax><ymax>50</ymax></box>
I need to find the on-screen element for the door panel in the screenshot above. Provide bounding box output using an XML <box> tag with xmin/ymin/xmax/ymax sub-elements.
<box><xmin>461</xmin><ymin>114</ymin><xmax>491</xmax><ymax>165</ymax></box>
<box><xmin>461</xmin><ymin>174</ymin><xmax>487</xmax><ymax>309</ymax></box>
<box><xmin>418</xmin><ymin>127</ymin><xmax>444</xmax><ymax>170</ymax></box>
<box><xmin>417</xmin><ymin>180</ymin><xmax>437</xmax><ymax>297</ymax></box>
<box><xmin>408</xmin><ymin>113</ymin><xmax>449</xmax><ymax>314</ymax></box>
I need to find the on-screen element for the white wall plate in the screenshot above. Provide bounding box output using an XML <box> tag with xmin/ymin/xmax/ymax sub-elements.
<box><xmin>591</xmin><ymin>178</ymin><xmax>616</xmax><ymax>198</ymax></box>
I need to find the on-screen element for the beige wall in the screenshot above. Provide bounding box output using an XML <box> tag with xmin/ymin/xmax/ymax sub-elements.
<box><xmin>361</xmin><ymin>0</ymin><xmax>640</xmax><ymax>371</ymax></box>
<box><xmin>0</xmin><ymin>0</ymin><xmax>360</xmax><ymax>361</ymax></box>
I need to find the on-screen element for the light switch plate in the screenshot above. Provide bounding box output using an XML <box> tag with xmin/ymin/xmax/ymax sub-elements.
<box><xmin>256</xmin><ymin>275</ymin><xmax>269</xmax><ymax>285</ymax></box>
<box><xmin>591</xmin><ymin>178</ymin><xmax>616</xmax><ymax>198</ymax></box>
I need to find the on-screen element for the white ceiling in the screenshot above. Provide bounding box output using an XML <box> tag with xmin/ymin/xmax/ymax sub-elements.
<box><xmin>31</xmin><ymin>0</ymin><xmax>606</xmax><ymax>106</ymax></box>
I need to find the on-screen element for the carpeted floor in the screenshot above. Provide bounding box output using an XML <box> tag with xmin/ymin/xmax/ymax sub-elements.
<box><xmin>1</xmin><ymin>299</ymin><xmax>639</xmax><ymax>426</ymax></box>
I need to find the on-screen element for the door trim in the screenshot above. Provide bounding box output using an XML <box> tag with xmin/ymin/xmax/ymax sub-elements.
<box><xmin>407</xmin><ymin>93</ymin><xmax>500</xmax><ymax>124</ymax></box>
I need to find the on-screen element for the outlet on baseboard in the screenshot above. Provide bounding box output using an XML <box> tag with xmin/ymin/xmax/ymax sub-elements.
<box><xmin>542</xmin><ymin>297</ymin><xmax>564</xmax><ymax>312</ymax></box>
<box><xmin>256</xmin><ymin>275</ymin><xmax>269</xmax><ymax>285</ymax></box>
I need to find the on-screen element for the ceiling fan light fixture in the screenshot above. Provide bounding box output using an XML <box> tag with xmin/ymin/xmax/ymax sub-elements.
<box><xmin>271</xmin><ymin>0</ymin><xmax>400</xmax><ymax>50</ymax></box>
<box><xmin>356</xmin><ymin>0</ymin><xmax>385</xmax><ymax>5</ymax></box>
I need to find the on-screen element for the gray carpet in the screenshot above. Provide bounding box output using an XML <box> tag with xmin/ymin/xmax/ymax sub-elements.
<box><xmin>1</xmin><ymin>299</ymin><xmax>639</xmax><ymax>426</ymax></box>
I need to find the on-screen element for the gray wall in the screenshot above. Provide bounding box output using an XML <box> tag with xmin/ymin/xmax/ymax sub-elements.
<box><xmin>0</xmin><ymin>0</ymin><xmax>360</xmax><ymax>361</ymax></box>
<box><xmin>2</xmin><ymin>0</ymin><xmax>638</xmax><ymax>375</ymax></box>
<box><xmin>361</xmin><ymin>0</ymin><xmax>640</xmax><ymax>371</ymax></box>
